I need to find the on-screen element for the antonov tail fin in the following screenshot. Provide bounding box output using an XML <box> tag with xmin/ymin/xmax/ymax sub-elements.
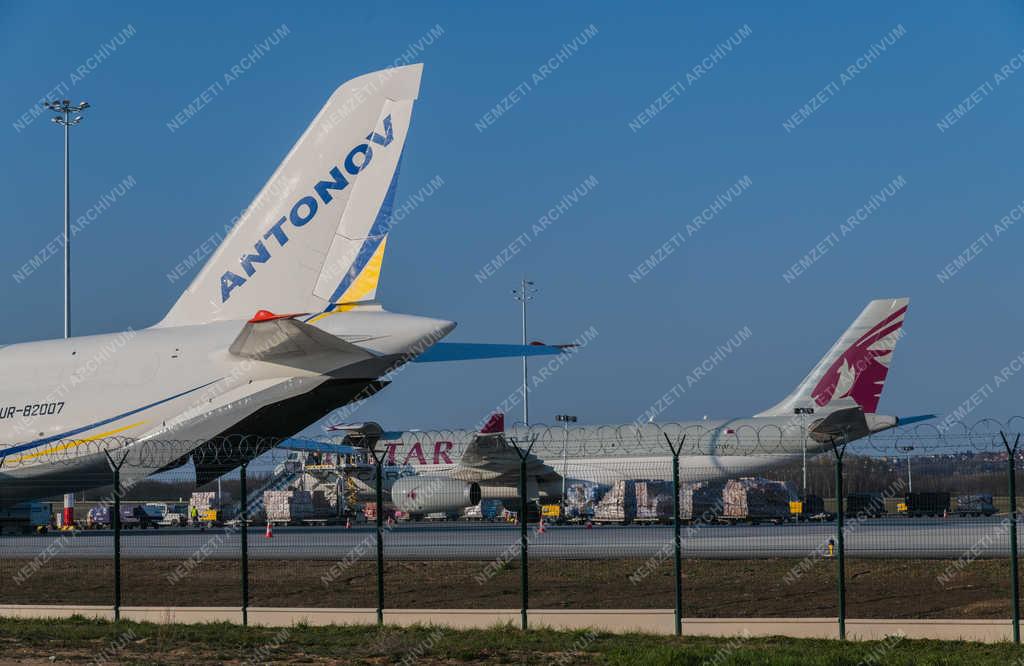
<box><xmin>160</xmin><ymin>65</ymin><xmax>422</xmax><ymax>327</ymax></box>
<box><xmin>757</xmin><ymin>298</ymin><xmax>908</xmax><ymax>417</ymax></box>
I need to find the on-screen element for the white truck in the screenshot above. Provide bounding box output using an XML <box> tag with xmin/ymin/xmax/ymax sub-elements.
<box><xmin>159</xmin><ymin>503</ymin><xmax>189</xmax><ymax>527</ymax></box>
<box><xmin>0</xmin><ymin>502</ymin><xmax>52</xmax><ymax>534</ymax></box>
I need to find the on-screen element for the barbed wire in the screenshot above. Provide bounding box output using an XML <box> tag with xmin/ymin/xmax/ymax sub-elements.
<box><xmin>1</xmin><ymin>417</ymin><xmax>1022</xmax><ymax>471</ymax></box>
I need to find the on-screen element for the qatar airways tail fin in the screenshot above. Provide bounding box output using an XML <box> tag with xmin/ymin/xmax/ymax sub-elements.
<box><xmin>160</xmin><ymin>65</ymin><xmax>422</xmax><ymax>327</ymax></box>
<box><xmin>480</xmin><ymin>413</ymin><xmax>505</xmax><ymax>434</ymax></box>
<box><xmin>757</xmin><ymin>298</ymin><xmax>909</xmax><ymax>417</ymax></box>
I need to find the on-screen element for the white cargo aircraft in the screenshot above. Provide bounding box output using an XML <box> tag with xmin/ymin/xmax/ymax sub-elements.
<box><xmin>329</xmin><ymin>299</ymin><xmax>932</xmax><ymax>515</ymax></box>
<box><xmin>0</xmin><ymin>65</ymin><xmax>565</xmax><ymax>505</ymax></box>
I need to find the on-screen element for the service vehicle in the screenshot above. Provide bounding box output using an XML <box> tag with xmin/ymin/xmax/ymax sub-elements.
<box><xmin>160</xmin><ymin>503</ymin><xmax>189</xmax><ymax>527</ymax></box>
<box><xmin>0</xmin><ymin>501</ymin><xmax>51</xmax><ymax>534</ymax></box>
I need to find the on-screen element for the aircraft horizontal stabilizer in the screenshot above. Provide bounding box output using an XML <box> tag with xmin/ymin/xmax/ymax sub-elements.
<box><xmin>228</xmin><ymin>315</ymin><xmax>375</xmax><ymax>363</ymax></box>
<box><xmin>324</xmin><ymin>422</ymin><xmax>404</xmax><ymax>440</ymax></box>
<box><xmin>896</xmin><ymin>414</ymin><xmax>935</xmax><ymax>427</ymax></box>
<box><xmin>808</xmin><ymin>406</ymin><xmax>898</xmax><ymax>443</ymax></box>
<box><xmin>808</xmin><ymin>407</ymin><xmax>870</xmax><ymax>443</ymax></box>
<box><xmin>277</xmin><ymin>438</ymin><xmax>364</xmax><ymax>456</ymax></box>
<box><xmin>412</xmin><ymin>342</ymin><xmax>572</xmax><ymax>363</ymax></box>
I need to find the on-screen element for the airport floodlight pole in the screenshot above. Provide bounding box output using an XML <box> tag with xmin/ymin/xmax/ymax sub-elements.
<box><xmin>44</xmin><ymin>99</ymin><xmax>90</xmax><ymax>340</ymax></box>
<box><xmin>45</xmin><ymin>99</ymin><xmax>90</xmax><ymax>530</ymax></box>
<box><xmin>794</xmin><ymin>407</ymin><xmax>813</xmax><ymax>497</ymax></box>
<box><xmin>555</xmin><ymin>415</ymin><xmax>577</xmax><ymax>516</ymax></box>
<box><xmin>511</xmin><ymin>279</ymin><xmax>537</xmax><ymax>425</ymax></box>
<box><xmin>897</xmin><ymin>445</ymin><xmax>914</xmax><ymax>493</ymax></box>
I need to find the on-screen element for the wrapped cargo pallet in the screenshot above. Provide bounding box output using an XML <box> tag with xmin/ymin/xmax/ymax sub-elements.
<box><xmin>264</xmin><ymin>489</ymin><xmax>314</xmax><ymax>523</ymax></box>
<box><xmin>189</xmin><ymin>491</ymin><xmax>217</xmax><ymax>513</ymax></box>
<box><xmin>846</xmin><ymin>492</ymin><xmax>886</xmax><ymax>517</ymax></box>
<box><xmin>593</xmin><ymin>480</ymin><xmax>636</xmax><ymax>523</ymax></box>
<box><xmin>957</xmin><ymin>494</ymin><xmax>995</xmax><ymax>516</ymax></box>
<box><xmin>311</xmin><ymin>489</ymin><xmax>338</xmax><ymax>515</ymax></box>
<box><xmin>679</xmin><ymin>481</ymin><xmax>725</xmax><ymax>520</ymax></box>
<box><xmin>635</xmin><ymin>480</ymin><xmax>674</xmax><ymax>521</ymax></box>
<box><xmin>564</xmin><ymin>483</ymin><xmax>601</xmax><ymax>520</ymax></box>
<box><xmin>722</xmin><ymin>477</ymin><xmax>794</xmax><ymax>519</ymax></box>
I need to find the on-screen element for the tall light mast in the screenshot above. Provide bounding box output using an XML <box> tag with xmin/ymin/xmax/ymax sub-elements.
<box><xmin>511</xmin><ymin>279</ymin><xmax>537</xmax><ymax>425</ymax></box>
<box><xmin>45</xmin><ymin>99</ymin><xmax>90</xmax><ymax>528</ymax></box>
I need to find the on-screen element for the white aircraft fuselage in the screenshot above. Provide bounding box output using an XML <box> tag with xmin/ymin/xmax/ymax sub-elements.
<box><xmin>0</xmin><ymin>311</ymin><xmax>454</xmax><ymax>505</ymax></box>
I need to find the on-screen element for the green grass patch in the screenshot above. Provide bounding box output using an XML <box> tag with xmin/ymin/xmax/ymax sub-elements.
<box><xmin>0</xmin><ymin>615</ymin><xmax>1022</xmax><ymax>664</ymax></box>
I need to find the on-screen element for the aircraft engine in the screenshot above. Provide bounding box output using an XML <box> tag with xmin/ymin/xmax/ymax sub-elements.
<box><xmin>391</xmin><ymin>476</ymin><xmax>481</xmax><ymax>513</ymax></box>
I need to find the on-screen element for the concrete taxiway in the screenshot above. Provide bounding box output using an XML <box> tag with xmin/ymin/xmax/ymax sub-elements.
<box><xmin>0</xmin><ymin>517</ymin><xmax>1014</xmax><ymax>561</ymax></box>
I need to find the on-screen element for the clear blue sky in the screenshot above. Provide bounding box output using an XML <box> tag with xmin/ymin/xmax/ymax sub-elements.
<box><xmin>1</xmin><ymin>2</ymin><xmax>1023</xmax><ymax>432</ymax></box>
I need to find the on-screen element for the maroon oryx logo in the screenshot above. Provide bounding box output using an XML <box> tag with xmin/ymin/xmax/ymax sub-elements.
<box><xmin>811</xmin><ymin>305</ymin><xmax>906</xmax><ymax>413</ymax></box>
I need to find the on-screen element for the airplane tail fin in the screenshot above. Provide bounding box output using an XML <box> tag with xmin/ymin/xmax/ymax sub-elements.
<box><xmin>480</xmin><ymin>413</ymin><xmax>505</xmax><ymax>435</ymax></box>
<box><xmin>159</xmin><ymin>65</ymin><xmax>422</xmax><ymax>327</ymax></box>
<box><xmin>756</xmin><ymin>298</ymin><xmax>909</xmax><ymax>417</ymax></box>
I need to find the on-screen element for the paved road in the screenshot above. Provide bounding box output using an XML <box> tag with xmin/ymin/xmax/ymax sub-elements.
<box><xmin>0</xmin><ymin>517</ymin><xmax>1016</xmax><ymax>561</ymax></box>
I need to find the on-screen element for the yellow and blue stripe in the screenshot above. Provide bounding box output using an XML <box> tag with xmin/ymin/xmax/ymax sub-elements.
<box><xmin>306</xmin><ymin>153</ymin><xmax>403</xmax><ymax>323</ymax></box>
<box><xmin>0</xmin><ymin>379</ymin><xmax>220</xmax><ymax>459</ymax></box>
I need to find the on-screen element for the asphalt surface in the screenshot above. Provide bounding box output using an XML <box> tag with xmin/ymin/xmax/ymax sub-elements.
<box><xmin>0</xmin><ymin>517</ymin><xmax>1017</xmax><ymax>561</ymax></box>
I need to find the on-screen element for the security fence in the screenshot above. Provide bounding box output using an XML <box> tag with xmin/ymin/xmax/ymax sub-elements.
<box><xmin>1</xmin><ymin>418</ymin><xmax>1024</xmax><ymax>640</ymax></box>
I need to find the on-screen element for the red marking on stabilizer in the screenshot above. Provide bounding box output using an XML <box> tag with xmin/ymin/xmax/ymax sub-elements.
<box><xmin>480</xmin><ymin>413</ymin><xmax>505</xmax><ymax>434</ymax></box>
<box><xmin>248</xmin><ymin>310</ymin><xmax>304</xmax><ymax>323</ymax></box>
<box><xmin>531</xmin><ymin>340</ymin><xmax>578</xmax><ymax>350</ymax></box>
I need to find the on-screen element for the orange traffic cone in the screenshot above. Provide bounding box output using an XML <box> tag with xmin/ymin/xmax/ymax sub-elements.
<box><xmin>538</xmin><ymin>518</ymin><xmax>546</xmax><ymax>534</ymax></box>
<box><xmin>345</xmin><ymin>517</ymin><xmax>352</xmax><ymax>529</ymax></box>
<box><xmin>265</xmin><ymin>522</ymin><xmax>273</xmax><ymax>538</ymax></box>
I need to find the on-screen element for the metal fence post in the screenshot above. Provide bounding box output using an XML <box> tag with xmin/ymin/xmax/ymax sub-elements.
<box><xmin>519</xmin><ymin>449</ymin><xmax>529</xmax><ymax>632</ymax></box>
<box><xmin>510</xmin><ymin>436</ymin><xmax>537</xmax><ymax>631</ymax></box>
<box><xmin>112</xmin><ymin>463</ymin><xmax>121</xmax><ymax>621</ymax></box>
<box><xmin>1003</xmin><ymin>432</ymin><xmax>1021</xmax><ymax>644</ymax></box>
<box><xmin>831</xmin><ymin>437</ymin><xmax>847</xmax><ymax>641</ymax></box>
<box><xmin>664</xmin><ymin>434</ymin><xmax>686</xmax><ymax>637</ymax></box>
<box><xmin>103</xmin><ymin>450</ymin><xmax>128</xmax><ymax>622</ymax></box>
<box><xmin>365</xmin><ymin>445</ymin><xmax>385</xmax><ymax>626</ymax></box>
<box><xmin>240</xmin><ymin>462</ymin><xmax>249</xmax><ymax>627</ymax></box>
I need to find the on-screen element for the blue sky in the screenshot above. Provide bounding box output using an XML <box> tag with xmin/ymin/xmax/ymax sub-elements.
<box><xmin>1</xmin><ymin>2</ymin><xmax>1023</xmax><ymax>431</ymax></box>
